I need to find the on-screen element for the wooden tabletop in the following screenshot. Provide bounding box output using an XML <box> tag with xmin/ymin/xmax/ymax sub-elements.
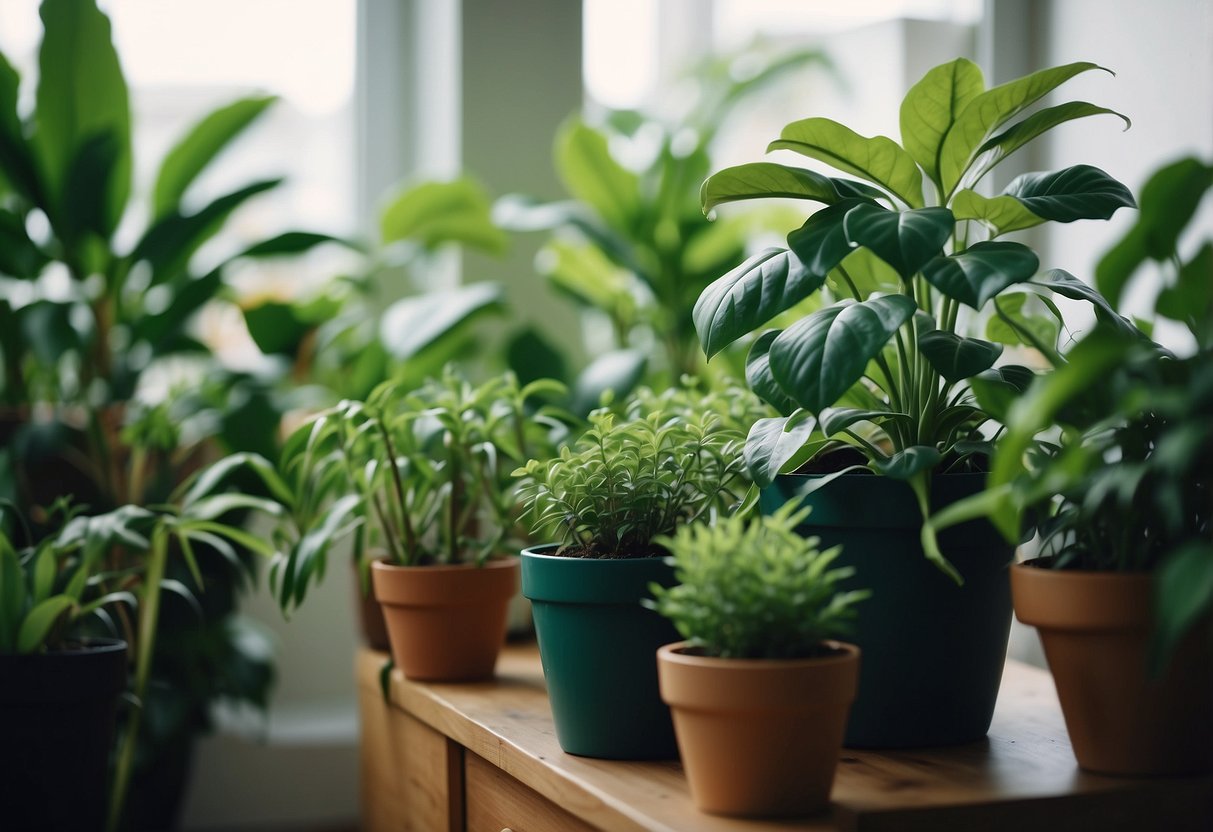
<box><xmin>360</xmin><ymin>643</ymin><xmax>1213</xmax><ymax>832</ymax></box>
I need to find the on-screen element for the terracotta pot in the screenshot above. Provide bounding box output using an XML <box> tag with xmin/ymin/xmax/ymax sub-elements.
<box><xmin>657</xmin><ymin>641</ymin><xmax>860</xmax><ymax>818</ymax></box>
<box><xmin>353</xmin><ymin>557</ymin><xmax>391</xmax><ymax>651</ymax></box>
<box><xmin>371</xmin><ymin>558</ymin><xmax>519</xmax><ymax>681</ymax></box>
<box><xmin>1012</xmin><ymin>560</ymin><xmax>1213</xmax><ymax>776</ymax></box>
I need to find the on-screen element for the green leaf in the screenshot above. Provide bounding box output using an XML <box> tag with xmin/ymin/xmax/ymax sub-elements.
<box><xmin>826</xmin><ymin>246</ymin><xmax>901</xmax><ymax>298</ymax></box>
<box><xmin>769</xmin><ymin>117</ymin><xmax>924</xmax><ymax>207</ymax></box>
<box><xmin>699</xmin><ymin>162</ymin><xmax>882</xmax><ymax>212</ymax></box>
<box><xmin>36</xmin><ymin>0</ymin><xmax>131</xmax><ymax>231</ymax></box>
<box><xmin>970</xmin><ymin>103</ymin><xmax>1130</xmax><ymax>183</ymax></box>
<box><xmin>744</xmin><ymin>413</ymin><xmax>819</xmax><ymax>489</ymax></box>
<box><xmin>32</xmin><ymin>543</ymin><xmax>56</xmax><ymax>603</ymax></box>
<box><xmin>235</xmin><ymin>231</ymin><xmax>360</xmax><ymax>259</ymax></box>
<box><xmin>899</xmin><ymin>58</ymin><xmax>985</xmax><ymax>189</ymax></box>
<box><xmin>555</xmin><ymin>119</ymin><xmax>640</xmax><ymax>235</ymax></box>
<box><xmin>969</xmin><ymin>365</ymin><xmax>1036</xmax><ymax>422</ymax></box>
<box><xmin>694</xmin><ymin>247</ymin><xmax>824</xmax><ymax>359</ymax></box>
<box><xmin>242</xmin><ymin>301</ymin><xmax>312</xmax><ymax>356</ymax></box>
<box><xmin>153</xmin><ymin>95</ymin><xmax>276</xmax><ymax>218</ymax></box>
<box><xmin>917</xmin><ymin>331</ymin><xmax>1003</xmax><ymax>383</ymax></box>
<box><xmin>786</xmin><ymin>199</ymin><xmax>865</xmax><ymax>279</ymax></box>
<box><xmin>569</xmin><ymin>349</ymin><xmax>647</xmax><ymax>415</ymax></box>
<box><xmin>769</xmin><ymin>295</ymin><xmax>917</xmax><ymax>413</ymax></box>
<box><xmin>986</xmin><ymin>292</ymin><xmax>1061</xmax><ymax>349</ymax></box>
<box><xmin>1157</xmin><ymin>243</ymin><xmax>1213</xmax><ymax>340</ymax></box>
<box><xmin>951</xmin><ymin>189</ymin><xmax>1043</xmax><ymax>235</ymax></box>
<box><xmin>538</xmin><ymin>239</ymin><xmax>635</xmax><ymax>318</ymax></box>
<box><xmin>922</xmin><ymin>241</ymin><xmax>1039</xmax><ymax>310</ymax></box>
<box><xmin>870</xmin><ymin>445</ymin><xmax>942</xmax><ymax>480</ymax></box>
<box><xmin>0</xmin><ymin>540</ymin><xmax>23</xmax><ymax>652</ymax></box>
<box><xmin>1153</xmin><ymin>542</ymin><xmax>1213</xmax><ymax>665</ymax></box>
<box><xmin>1097</xmin><ymin>157</ymin><xmax>1213</xmax><ymax>308</ymax></box>
<box><xmin>1032</xmin><ymin>268</ymin><xmax>1139</xmax><ymax>337</ymax></box>
<box><xmin>939</xmin><ymin>62</ymin><xmax>1109</xmax><ymax>195</ymax></box>
<box><xmin>842</xmin><ymin>203</ymin><xmax>953</xmax><ymax>280</ymax></box>
<box><xmin>746</xmin><ymin>330</ymin><xmax>798</xmax><ymax>415</ymax></box>
<box><xmin>380</xmin><ymin>177</ymin><xmax>507</xmax><ymax>254</ymax></box>
<box><xmin>289</xmin><ymin>493</ymin><xmax>363</xmax><ymax>609</ymax></box>
<box><xmin>16</xmin><ymin>595</ymin><xmax>75</xmax><ymax>653</ymax></box>
<box><xmin>1003</xmin><ymin>165</ymin><xmax>1135</xmax><ymax>223</ymax></box>
<box><xmin>60</xmin><ymin>130</ymin><xmax>120</xmax><ymax>242</ymax></box>
<box><xmin>379</xmin><ymin>283</ymin><xmax>504</xmax><ymax>361</ymax></box>
<box><xmin>818</xmin><ymin>407</ymin><xmax>909</xmax><ymax>437</ymax></box>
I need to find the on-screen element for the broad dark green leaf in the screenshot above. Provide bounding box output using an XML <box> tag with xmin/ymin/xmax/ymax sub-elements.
<box><xmin>786</xmin><ymin>199</ymin><xmax>865</xmax><ymax>279</ymax></box>
<box><xmin>694</xmin><ymin>247</ymin><xmax>824</xmax><ymax>358</ymax></box>
<box><xmin>899</xmin><ymin>58</ymin><xmax>984</xmax><ymax>188</ymax></box>
<box><xmin>951</xmin><ymin>189</ymin><xmax>1043</xmax><ymax>235</ymax></box>
<box><xmin>842</xmin><ymin>203</ymin><xmax>953</xmax><ymax>279</ymax></box>
<box><xmin>1097</xmin><ymin>157</ymin><xmax>1213</xmax><ymax>308</ymax></box>
<box><xmin>1032</xmin><ymin>268</ymin><xmax>1140</xmax><ymax>337</ymax></box>
<box><xmin>153</xmin><ymin>95</ymin><xmax>276</xmax><ymax>218</ymax></box>
<box><xmin>243</xmin><ymin>301</ymin><xmax>310</xmax><ymax>356</ymax></box>
<box><xmin>506</xmin><ymin>327</ymin><xmax>570</xmax><ymax>386</ymax></box>
<box><xmin>134</xmin><ymin>268</ymin><xmax>222</xmax><ymax>352</ymax></box>
<box><xmin>36</xmin><ymin>0</ymin><xmax>131</xmax><ymax>231</ymax></box>
<box><xmin>555</xmin><ymin>119</ymin><xmax>640</xmax><ymax>235</ymax></box>
<box><xmin>769</xmin><ymin>295</ymin><xmax>917</xmax><ymax>413</ymax></box>
<box><xmin>569</xmin><ymin>349</ymin><xmax>647</xmax><ymax>415</ymax></box>
<box><xmin>699</xmin><ymin>162</ymin><xmax>883</xmax><ymax>213</ymax></box>
<box><xmin>234</xmin><ymin>231</ymin><xmax>362</xmax><ymax>259</ymax></box>
<box><xmin>746</xmin><ymin>330</ymin><xmax>798</xmax><ymax>415</ymax></box>
<box><xmin>1154</xmin><ymin>542</ymin><xmax>1213</xmax><ymax>665</ymax></box>
<box><xmin>744</xmin><ymin>412</ymin><xmax>818</xmax><ymax>489</ymax></box>
<box><xmin>1157</xmin><ymin>243</ymin><xmax>1213</xmax><ymax>340</ymax></box>
<box><xmin>986</xmin><ymin>292</ymin><xmax>1062</xmax><ymax>349</ymax></box>
<box><xmin>869</xmin><ymin>445</ymin><xmax>942</xmax><ymax>480</ymax></box>
<box><xmin>380</xmin><ymin>177</ymin><xmax>507</xmax><ymax>254</ymax></box>
<box><xmin>379</xmin><ymin>283</ymin><xmax>504</xmax><ymax>361</ymax></box>
<box><xmin>0</xmin><ymin>208</ymin><xmax>48</xmax><ymax>278</ymax></box>
<box><xmin>939</xmin><ymin>62</ymin><xmax>1108</xmax><ymax>195</ymax></box>
<box><xmin>0</xmin><ymin>52</ymin><xmax>42</xmax><ymax>206</ymax></box>
<box><xmin>769</xmin><ymin>117</ymin><xmax>924</xmax><ymax>207</ymax></box>
<box><xmin>17</xmin><ymin>595</ymin><xmax>74</xmax><ymax>654</ymax></box>
<box><xmin>922</xmin><ymin>241</ymin><xmax>1039</xmax><ymax>309</ymax></box>
<box><xmin>970</xmin><ymin>103</ymin><xmax>1129</xmax><ymax>182</ymax></box>
<box><xmin>826</xmin><ymin>246</ymin><xmax>901</xmax><ymax>298</ymax></box>
<box><xmin>1003</xmin><ymin>165</ymin><xmax>1135</xmax><ymax>223</ymax></box>
<box><xmin>970</xmin><ymin>364</ymin><xmax>1036</xmax><ymax>422</ymax></box>
<box><xmin>818</xmin><ymin>406</ymin><xmax>909</xmax><ymax>437</ymax></box>
<box><xmin>60</xmin><ymin>130</ymin><xmax>119</xmax><ymax>242</ymax></box>
<box><xmin>917</xmin><ymin>330</ymin><xmax>1003</xmax><ymax>383</ymax></box>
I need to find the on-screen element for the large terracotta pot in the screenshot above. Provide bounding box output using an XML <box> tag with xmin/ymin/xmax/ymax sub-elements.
<box><xmin>371</xmin><ymin>558</ymin><xmax>519</xmax><ymax>681</ymax></box>
<box><xmin>657</xmin><ymin>641</ymin><xmax>859</xmax><ymax>818</ymax></box>
<box><xmin>1012</xmin><ymin>559</ymin><xmax>1213</xmax><ymax>776</ymax></box>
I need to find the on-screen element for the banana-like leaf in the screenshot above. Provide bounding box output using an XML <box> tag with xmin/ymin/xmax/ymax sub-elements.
<box><xmin>922</xmin><ymin>241</ymin><xmax>1039</xmax><ymax>310</ymax></box>
<box><xmin>745</xmin><ymin>330</ymin><xmax>798</xmax><ymax>415</ymax></box>
<box><xmin>917</xmin><ymin>330</ymin><xmax>1003</xmax><ymax>383</ymax></box>
<box><xmin>769</xmin><ymin>295</ymin><xmax>917</xmax><ymax>413</ymax></box>
<box><xmin>769</xmin><ymin>117</ymin><xmax>924</xmax><ymax>207</ymax></box>
<box><xmin>951</xmin><ymin>189</ymin><xmax>1043</xmax><ymax>235</ymax></box>
<box><xmin>842</xmin><ymin>203</ymin><xmax>953</xmax><ymax>280</ymax></box>
<box><xmin>1003</xmin><ymin>165</ymin><xmax>1135</xmax><ymax>223</ymax></box>
<box><xmin>899</xmin><ymin>58</ymin><xmax>985</xmax><ymax>188</ymax></box>
<box><xmin>60</xmin><ymin>131</ymin><xmax>120</xmax><ymax>243</ymax></box>
<box><xmin>969</xmin><ymin>102</ymin><xmax>1129</xmax><ymax>184</ymax></box>
<box><xmin>699</xmin><ymin>162</ymin><xmax>884</xmax><ymax>212</ymax></box>
<box><xmin>555</xmin><ymin>119</ymin><xmax>640</xmax><ymax>236</ymax></box>
<box><xmin>694</xmin><ymin>247</ymin><xmax>824</xmax><ymax>358</ymax></box>
<box><xmin>380</xmin><ymin>177</ymin><xmax>507</xmax><ymax>254</ymax></box>
<box><xmin>744</xmin><ymin>412</ymin><xmax>818</xmax><ymax>489</ymax></box>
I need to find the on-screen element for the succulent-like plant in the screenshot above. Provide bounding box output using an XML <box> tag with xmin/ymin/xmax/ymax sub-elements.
<box><xmin>646</xmin><ymin>503</ymin><xmax>869</xmax><ymax>659</ymax></box>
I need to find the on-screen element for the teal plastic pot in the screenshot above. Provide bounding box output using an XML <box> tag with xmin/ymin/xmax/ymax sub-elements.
<box><xmin>521</xmin><ymin>545</ymin><xmax>680</xmax><ymax>759</ymax></box>
<box><xmin>762</xmin><ymin>472</ymin><xmax>1013</xmax><ymax>749</ymax></box>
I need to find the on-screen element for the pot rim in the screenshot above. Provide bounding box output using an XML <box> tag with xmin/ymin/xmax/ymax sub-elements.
<box><xmin>520</xmin><ymin>543</ymin><xmax>670</xmax><ymax>563</ymax></box>
<box><xmin>657</xmin><ymin>640</ymin><xmax>860</xmax><ymax>672</ymax></box>
<box><xmin>371</xmin><ymin>556</ymin><xmax>519</xmax><ymax>574</ymax></box>
<box><xmin>1014</xmin><ymin>557</ymin><xmax>1154</xmax><ymax>582</ymax></box>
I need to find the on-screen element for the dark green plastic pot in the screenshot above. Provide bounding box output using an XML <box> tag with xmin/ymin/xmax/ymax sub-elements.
<box><xmin>521</xmin><ymin>545</ymin><xmax>680</xmax><ymax>759</ymax></box>
<box><xmin>762</xmin><ymin>472</ymin><xmax>1013</xmax><ymax>749</ymax></box>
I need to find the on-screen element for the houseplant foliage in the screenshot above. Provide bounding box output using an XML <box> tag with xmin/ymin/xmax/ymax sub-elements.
<box><xmin>515</xmin><ymin>403</ymin><xmax>747</xmax><ymax>759</ymax></box>
<box><xmin>928</xmin><ymin>156</ymin><xmax>1213</xmax><ymax>775</ymax></box>
<box><xmin>650</xmin><ymin>504</ymin><xmax>865</xmax><ymax>817</ymax></box>
<box><xmin>694</xmin><ymin>57</ymin><xmax>1136</xmax><ymax>578</ymax></box>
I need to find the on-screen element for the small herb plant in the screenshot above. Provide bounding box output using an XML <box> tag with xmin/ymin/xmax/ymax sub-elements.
<box><xmin>514</xmin><ymin>408</ymin><xmax>747</xmax><ymax>558</ymax></box>
<box><xmin>693</xmin><ymin>58</ymin><xmax>1138</xmax><ymax>579</ymax></box>
<box><xmin>646</xmin><ymin>503</ymin><xmax>869</xmax><ymax>659</ymax></box>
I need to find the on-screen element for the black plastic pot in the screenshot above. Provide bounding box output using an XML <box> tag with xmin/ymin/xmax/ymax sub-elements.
<box><xmin>0</xmin><ymin>638</ymin><xmax>128</xmax><ymax>831</ymax></box>
<box><xmin>763</xmin><ymin>472</ymin><xmax>1013</xmax><ymax>748</ymax></box>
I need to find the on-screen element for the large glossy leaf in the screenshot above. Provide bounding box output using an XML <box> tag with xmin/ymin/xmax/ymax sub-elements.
<box><xmin>555</xmin><ymin>119</ymin><xmax>640</xmax><ymax>235</ymax></box>
<box><xmin>1097</xmin><ymin>157</ymin><xmax>1213</xmax><ymax>308</ymax></box>
<box><xmin>870</xmin><ymin>445</ymin><xmax>942</xmax><ymax>480</ymax></box>
<box><xmin>1003</xmin><ymin>165</ymin><xmax>1135</xmax><ymax>223</ymax></box>
<box><xmin>60</xmin><ymin>131</ymin><xmax>120</xmax><ymax>243</ymax></box>
<box><xmin>569</xmin><ymin>349</ymin><xmax>647</xmax><ymax>415</ymax></box>
<box><xmin>1032</xmin><ymin>268</ymin><xmax>1139</xmax><ymax>336</ymax></box>
<box><xmin>0</xmin><ymin>52</ymin><xmax>41</xmax><ymax>206</ymax></box>
<box><xmin>842</xmin><ymin>203</ymin><xmax>953</xmax><ymax>279</ymax></box>
<box><xmin>745</xmin><ymin>330</ymin><xmax>798</xmax><ymax>415</ymax></box>
<box><xmin>785</xmin><ymin>199</ymin><xmax>865</xmax><ymax>279</ymax></box>
<box><xmin>951</xmin><ymin>189</ymin><xmax>1043</xmax><ymax>235</ymax></box>
<box><xmin>744</xmin><ymin>412</ymin><xmax>818</xmax><ymax>489</ymax></box>
<box><xmin>899</xmin><ymin>58</ymin><xmax>984</xmax><ymax>189</ymax></box>
<box><xmin>986</xmin><ymin>292</ymin><xmax>1062</xmax><ymax>349</ymax></box>
<box><xmin>917</xmin><ymin>331</ymin><xmax>1003</xmax><ymax>383</ymax></box>
<box><xmin>818</xmin><ymin>406</ymin><xmax>909</xmax><ymax>437</ymax></box>
<box><xmin>768</xmin><ymin>118</ymin><xmax>924</xmax><ymax>207</ymax></box>
<box><xmin>379</xmin><ymin>283</ymin><xmax>504</xmax><ymax>361</ymax></box>
<box><xmin>969</xmin><ymin>364</ymin><xmax>1036</xmax><ymax>422</ymax></box>
<box><xmin>769</xmin><ymin>295</ymin><xmax>916</xmax><ymax>413</ymax></box>
<box><xmin>699</xmin><ymin>162</ymin><xmax>883</xmax><ymax>212</ymax></box>
<box><xmin>694</xmin><ymin>247</ymin><xmax>824</xmax><ymax>358</ymax></box>
<box><xmin>826</xmin><ymin>246</ymin><xmax>901</xmax><ymax>298</ymax></box>
<box><xmin>380</xmin><ymin>177</ymin><xmax>507</xmax><ymax>254</ymax></box>
<box><xmin>36</xmin><ymin>0</ymin><xmax>131</xmax><ymax>233</ymax></box>
<box><xmin>922</xmin><ymin>241</ymin><xmax>1039</xmax><ymax>309</ymax></box>
<box><xmin>969</xmin><ymin>102</ymin><xmax>1129</xmax><ymax>183</ymax></box>
<box><xmin>153</xmin><ymin>95</ymin><xmax>276</xmax><ymax>218</ymax></box>
<box><xmin>939</xmin><ymin>62</ymin><xmax>1108</xmax><ymax>195</ymax></box>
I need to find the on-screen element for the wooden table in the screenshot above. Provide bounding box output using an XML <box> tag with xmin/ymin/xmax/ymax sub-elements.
<box><xmin>357</xmin><ymin>643</ymin><xmax>1213</xmax><ymax>831</ymax></box>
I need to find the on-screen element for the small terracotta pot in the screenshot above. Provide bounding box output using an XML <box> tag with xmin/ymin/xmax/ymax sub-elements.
<box><xmin>1012</xmin><ymin>560</ymin><xmax>1213</xmax><ymax>776</ymax></box>
<box><xmin>657</xmin><ymin>641</ymin><xmax>860</xmax><ymax>818</ymax></box>
<box><xmin>371</xmin><ymin>558</ymin><xmax>519</xmax><ymax>681</ymax></box>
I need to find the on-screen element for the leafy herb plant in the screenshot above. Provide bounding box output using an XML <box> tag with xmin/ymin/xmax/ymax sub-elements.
<box><xmin>646</xmin><ymin>503</ymin><xmax>869</xmax><ymax>659</ymax></box>
<box><xmin>514</xmin><ymin>409</ymin><xmax>747</xmax><ymax>558</ymax></box>
<box><xmin>692</xmin><ymin>58</ymin><xmax>1138</xmax><ymax>578</ymax></box>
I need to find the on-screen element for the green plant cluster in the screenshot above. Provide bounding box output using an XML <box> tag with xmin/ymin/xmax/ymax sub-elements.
<box><xmin>619</xmin><ymin>377</ymin><xmax>775</xmax><ymax>446</ymax></box>
<box><xmin>514</xmin><ymin>409</ymin><xmax>747</xmax><ymax>558</ymax></box>
<box><xmin>647</xmin><ymin>503</ymin><xmax>868</xmax><ymax>659</ymax></box>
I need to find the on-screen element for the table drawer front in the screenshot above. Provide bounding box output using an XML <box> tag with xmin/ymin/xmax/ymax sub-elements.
<box><xmin>465</xmin><ymin>751</ymin><xmax>599</xmax><ymax>832</ymax></box>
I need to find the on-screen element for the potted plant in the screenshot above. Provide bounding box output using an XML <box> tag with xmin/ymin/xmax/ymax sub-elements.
<box><xmin>930</xmin><ymin>156</ymin><xmax>1213</xmax><ymax>775</ymax></box>
<box><xmin>691</xmin><ymin>57</ymin><xmax>1136</xmax><ymax>746</ymax></box>
<box><xmin>649</xmin><ymin>503</ymin><xmax>867</xmax><ymax>817</ymax></box>
<box><xmin>514</xmin><ymin>403</ymin><xmax>747</xmax><ymax>759</ymax></box>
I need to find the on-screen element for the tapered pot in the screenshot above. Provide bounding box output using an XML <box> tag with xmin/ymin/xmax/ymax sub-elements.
<box><xmin>371</xmin><ymin>558</ymin><xmax>519</xmax><ymax>681</ymax></box>
<box><xmin>1012</xmin><ymin>559</ymin><xmax>1213</xmax><ymax>775</ymax></box>
<box><xmin>521</xmin><ymin>545</ymin><xmax>680</xmax><ymax>759</ymax></box>
<box><xmin>658</xmin><ymin>641</ymin><xmax>859</xmax><ymax>818</ymax></box>
<box><xmin>0</xmin><ymin>638</ymin><xmax>128</xmax><ymax>831</ymax></box>
<box><xmin>763</xmin><ymin>471</ymin><xmax>1013</xmax><ymax>748</ymax></box>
